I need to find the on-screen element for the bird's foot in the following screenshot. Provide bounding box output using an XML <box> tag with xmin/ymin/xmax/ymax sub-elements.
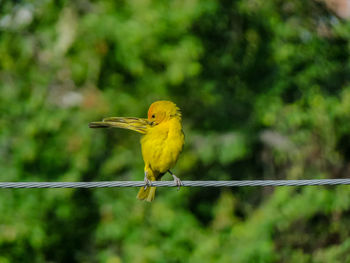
<box><xmin>172</xmin><ymin>174</ymin><xmax>183</xmax><ymax>191</ymax></box>
<box><xmin>144</xmin><ymin>174</ymin><xmax>152</xmax><ymax>190</ymax></box>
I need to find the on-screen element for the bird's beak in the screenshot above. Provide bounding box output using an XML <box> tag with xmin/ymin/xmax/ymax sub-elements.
<box><xmin>89</xmin><ymin>117</ymin><xmax>151</xmax><ymax>134</ymax></box>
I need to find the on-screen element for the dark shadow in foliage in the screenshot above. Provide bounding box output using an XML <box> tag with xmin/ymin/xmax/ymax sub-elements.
<box><xmin>0</xmin><ymin>240</ymin><xmax>38</xmax><ymax>263</ymax></box>
<box><xmin>177</xmin><ymin>0</ymin><xmax>273</xmax><ymax>131</ymax></box>
<box><xmin>42</xmin><ymin>149</ymin><xmax>103</xmax><ymax>262</ymax></box>
<box><xmin>274</xmin><ymin>212</ymin><xmax>342</xmax><ymax>257</ymax></box>
<box><xmin>43</xmin><ymin>188</ymin><xmax>100</xmax><ymax>263</ymax></box>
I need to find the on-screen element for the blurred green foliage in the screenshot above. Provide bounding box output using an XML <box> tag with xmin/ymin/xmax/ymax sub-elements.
<box><xmin>1</xmin><ymin>0</ymin><xmax>350</xmax><ymax>262</ymax></box>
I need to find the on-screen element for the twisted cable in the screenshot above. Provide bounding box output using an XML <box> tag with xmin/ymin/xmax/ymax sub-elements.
<box><xmin>0</xmin><ymin>179</ymin><xmax>350</xmax><ymax>188</ymax></box>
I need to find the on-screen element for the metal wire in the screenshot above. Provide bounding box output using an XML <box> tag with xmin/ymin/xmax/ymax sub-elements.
<box><xmin>0</xmin><ymin>179</ymin><xmax>350</xmax><ymax>188</ymax></box>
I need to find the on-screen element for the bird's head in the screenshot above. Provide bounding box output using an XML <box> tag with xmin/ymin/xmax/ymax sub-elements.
<box><xmin>148</xmin><ymin>101</ymin><xmax>181</xmax><ymax>125</ymax></box>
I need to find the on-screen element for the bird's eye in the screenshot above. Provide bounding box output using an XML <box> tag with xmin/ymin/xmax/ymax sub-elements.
<box><xmin>152</xmin><ymin>114</ymin><xmax>155</xmax><ymax>118</ymax></box>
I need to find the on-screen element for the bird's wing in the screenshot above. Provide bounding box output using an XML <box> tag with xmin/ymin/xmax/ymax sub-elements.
<box><xmin>89</xmin><ymin>117</ymin><xmax>150</xmax><ymax>134</ymax></box>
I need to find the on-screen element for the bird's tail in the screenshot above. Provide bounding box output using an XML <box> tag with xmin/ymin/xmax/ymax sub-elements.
<box><xmin>137</xmin><ymin>186</ymin><xmax>156</xmax><ymax>202</ymax></box>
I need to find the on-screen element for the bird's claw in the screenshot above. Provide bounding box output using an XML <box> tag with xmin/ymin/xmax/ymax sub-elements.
<box><xmin>172</xmin><ymin>174</ymin><xmax>183</xmax><ymax>191</ymax></box>
<box><xmin>144</xmin><ymin>177</ymin><xmax>152</xmax><ymax>190</ymax></box>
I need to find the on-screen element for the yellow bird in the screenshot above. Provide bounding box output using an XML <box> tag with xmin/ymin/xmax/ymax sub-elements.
<box><xmin>89</xmin><ymin>100</ymin><xmax>185</xmax><ymax>202</ymax></box>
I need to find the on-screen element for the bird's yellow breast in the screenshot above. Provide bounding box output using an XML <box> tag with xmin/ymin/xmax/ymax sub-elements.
<box><xmin>140</xmin><ymin>118</ymin><xmax>184</xmax><ymax>174</ymax></box>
